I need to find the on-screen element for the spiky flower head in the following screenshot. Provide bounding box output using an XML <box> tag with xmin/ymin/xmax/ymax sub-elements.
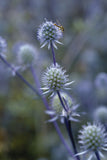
<box><xmin>51</xmin><ymin>92</ymin><xmax>73</xmax><ymax>114</ymax></box>
<box><xmin>41</xmin><ymin>63</ymin><xmax>74</xmax><ymax>96</ymax></box>
<box><xmin>78</xmin><ymin>122</ymin><xmax>107</xmax><ymax>159</ymax></box>
<box><xmin>95</xmin><ymin>72</ymin><xmax>107</xmax><ymax>102</ymax></box>
<box><xmin>95</xmin><ymin>72</ymin><xmax>107</xmax><ymax>89</ymax></box>
<box><xmin>0</xmin><ymin>36</ymin><xmax>7</xmax><ymax>57</ymax></box>
<box><xmin>45</xmin><ymin>92</ymin><xmax>80</xmax><ymax>123</ymax></box>
<box><xmin>94</xmin><ymin>106</ymin><xmax>107</xmax><ymax>124</ymax></box>
<box><xmin>17</xmin><ymin>44</ymin><xmax>37</xmax><ymax>67</ymax></box>
<box><xmin>37</xmin><ymin>20</ymin><xmax>63</xmax><ymax>49</ymax></box>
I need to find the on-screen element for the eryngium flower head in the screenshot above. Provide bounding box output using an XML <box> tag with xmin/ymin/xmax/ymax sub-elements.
<box><xmin>37</xmin><ymin>20</ymin><xmax>63</xmax><ymax>49</ymax></box>
<box><xmin>17</xmin><ymin>44</ymin><xmax>37</xmax><ymax>67</ymax></box>
<box><xmin>95</xmin><ymin>72</ymin><xmax>107</xmax><ymax>102</ymax></box>
<box><xmin>94</xmin><ymin>106</ymin><xmax>107</xmax><ymax>124</ymax></box>
<box><xmin>78</xmin><ymin>123</ymin><xmax>107</xmax><ymax>159</ymax></box>
<box><xmin>45</xmin><ymin>92</ymin><xmax>80</xmax><ymax>123</ymax></box>
<box><xmin>95</xmin><ymin>72</ymin><xmax>107</xmax><ymax>89</ymax></box>
<box><xmin>42</xmin><ymin>63</ymin><xmax>74</xmax><ymax>96</ymax></box>
<box><xmin>0</xmin><ymin>36</ymin><xmax>7</xmax><ymax>57</ymax></box>
<box><xmin>51</xmin><ymin>92</ymin><xmax>72</xmax><ymax>114</ymax></box>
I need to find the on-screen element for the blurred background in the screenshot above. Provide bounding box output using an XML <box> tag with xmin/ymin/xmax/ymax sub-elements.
<box><xmin>0</xmin><ymin>0</ymin><xmax>107</xmax><ymax>159</ymax></box>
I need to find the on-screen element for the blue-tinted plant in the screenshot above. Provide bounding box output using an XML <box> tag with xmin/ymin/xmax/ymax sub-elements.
<box><xmin>38</xmin><ymin>19</ymin><xmax>81</xmax><ymax>160</ymax></box>
<box><xmin>46</xmin><ymin>92</ymin><xmax>80</xmax><ymax>123</ymax></box>
<box><xmin>77</xmin><ymin>122</ymin><xmax>107</xmax><ymax>160</ymax></box>
<box><xmin>37</xmin><ymin>20</ymin><xmax>63</xmax><ymax>49</ymax></box>
<box><xmin>0</xmin><ymin>18</ymin><xmax>107</xmax><ymax>160</ymax></box>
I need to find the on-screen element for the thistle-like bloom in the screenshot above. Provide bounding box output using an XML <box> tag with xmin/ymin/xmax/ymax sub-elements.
<box><xmin>41</xmin><ymin>63</ymin><xmax>74</xmax><ymax>96</ymax></box>
<box><xmin>45</xmin><ymin>92</ymin><xmax>80</xmax><ymax>123</ymax></box>
<box><xmin>17</xmin><ymin>43</ymin><xmax>38</xmax><ymax>69</ymax></box>
<box><xmin>51</xmin><ymin>92</ymin><xmax>72</xmax><ymax>114</ymax></box>
<box><xmin>0</xmin><ymin>36</ymin><xmax>7</xmax><ymax>57</ymax></box>
<box><xmin>95</xmin><ymin>72</ymin><xmax>107</xmax><ymax>89</ymax></box>
<box><xmin>94</xmin><ymin>106</ymin><xmax>107</xmax><ymax>124</ymax></box>
<box><xmin>77</xmin><ymin>122</ymin><xmax>107</xmax><ymax>160</ymax></box>
<box><xmin>37</xmin><ymin>20</ymin><xmax>63</xmax><ymax>49</ymax></box>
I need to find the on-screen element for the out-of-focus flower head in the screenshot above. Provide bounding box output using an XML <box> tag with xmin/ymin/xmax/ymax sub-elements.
<box><xmin>95</xmin><ymin>72</ymin><xmax>107</xmax><ymax>89</ymax></box>
<box><xmin>51</xmin><ymin>92</ymin><xmax>72</xmax><ymax>114</ymax></box>
<box><xmin>0</xmin><ymin>36</ymin><xmax>7</xmax><ymax>57</ymax></box>
<box><xmin>37</xmin><ymin>20</ymin><xmax>63</xmax><ymax>49</ymax></box>
<box><xmin>41</xmin><ymin>63</ymin><xmax>74</xmax><ymax>96</ymax></box>
<box><xmin>0</xmin><ymin>63</ymin><xmax>10</xmax><ymax>95</ymax></box>
<box><xmin>95</xmin><ymin>72</ymin><xmax>107</xmax><ymax>102</ymax></box>
<box><xmin>77</xmin><ymin>122</ymin><xmax>107</xmax><ymax>160</ymax></box>
<box><xmin>93</xmin><ymin>106</ymin><xmax>107</xmax><ymax>124</ymax></box>
<box><xmin>17</xmin><ymin>43</ymin><xmax>38</xmax><ymax>69</ymax></box>
<box><xmin>45</xmin><ymin>92</ymin><xmax>80</xmax><ymax>123</ymax></box>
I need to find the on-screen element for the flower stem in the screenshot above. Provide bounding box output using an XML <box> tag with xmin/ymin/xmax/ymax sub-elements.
<box><xmin>95</xmin><ymin>151</ymin><xmax>101</xmax><ymax>160</ymax></box>
<box><xmin>50</xmin><ymin>42</ymin><xmax>56</xmax><ymax>66</ymax></box>
<box><xmin>49</xmin><ymin>30</ymin><xmax>78</xmax><ymax>160</ymax></box>
<box><xmin>64</xmin><ymin>118</ymin><xmax>81</xmax><ymax>160</ymax></box>
<box><xmin>0</xmin><ymin>55</ymin><xmax>39</xmax><ymax>96</ymax></box>
<box><xmin>57</xmin><ymin>90</ymin><xmax>68</xmax><ymax>112</ymax></box>
<box><xmin>30</xmin><ymin>66</ymin><xmax>75</xmax><ymax>158</ymax></box>
<box><xmin>56</xmin><ymin>90</ymin><xmax>80</xmax><ymax>160</ymax></box>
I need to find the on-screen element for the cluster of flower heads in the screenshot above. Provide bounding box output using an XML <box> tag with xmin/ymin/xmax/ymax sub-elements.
<box><xmin>41</xmin><ymin>63</ymin><xmax>74</xmax><ymax>96</ymax></box>
<box><xmin>37</xmin><ymin>20</ymin><xmax>63</xmax><ymax>49</ymax></box>
<box><xmin>0</xmin><ymin>36</ymin><xmax>7</xmax><ymax>57</ymax></box>
<box><xmin>77</xmin><ymin>122</ymin><xmax>107</xmax><ymax>160</ymax></box>
<box><xmin>45</xmin><ymin>92</ymin><xmax>80</xmax><ymax>123</ymax></box>
<box><xmin>38</xmin><ymin>20</ymin><xmax>107</xmax><ymax>160</ymax></box>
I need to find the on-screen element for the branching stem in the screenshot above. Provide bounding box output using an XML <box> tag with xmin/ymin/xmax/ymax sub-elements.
<box><xmin>0</xmin><ymin>55</ymin><xmax>39</xmax><ymax>96</ymax></box>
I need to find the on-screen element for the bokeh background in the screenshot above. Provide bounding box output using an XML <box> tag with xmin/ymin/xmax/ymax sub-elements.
<box><xmin>0</xmin><ymin>0</ymin><xmax>107</xmax><ymax>160</ymax></box>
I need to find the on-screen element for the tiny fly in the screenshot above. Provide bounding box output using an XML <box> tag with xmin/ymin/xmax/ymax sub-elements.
<box><xmin>54</xmin><ymin>20</ymin><xmax>64</xmax><ymax>32</ymax></box>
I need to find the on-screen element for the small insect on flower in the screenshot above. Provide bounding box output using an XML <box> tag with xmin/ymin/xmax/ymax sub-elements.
<box><xmin>37</xmin><ymin>20</ymin><xmax>63</xmax><ymax>49</ymax></box>
<box><xmin>54</xmin><ymin>20</ymin><xmax>64</xmax><ymax>32</ymax></box>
